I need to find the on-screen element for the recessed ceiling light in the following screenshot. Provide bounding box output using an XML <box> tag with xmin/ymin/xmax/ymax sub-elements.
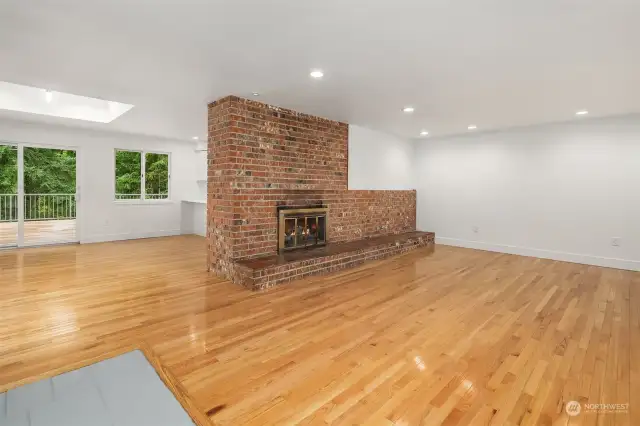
<box><xmin>576</xmin><ymin>110</ymin><xmax>589</xmax><ymax>115</ymax></box>
<box><xmin>0</xmin><ymin>81</ymin><xmax>133</xmax><ymax>123</ymax></box>
<box><xmin>192</xmin><ymin>136</ymin><xmax>199</xmax><ymax>140</ymax></box>
<box><xmin>420</xmin><ymin>130</ymin><xmax>429</xmax><ymax>136</ymax></box>
<box><xmin>310</xmin><ymin>70</ymin><xmax>324</xmax><ymax>79</ymax></box>
<box><xmin>403</xmin><ymin>107</ymin><xmax>415</xmax><ymax>113</ymax></box>
<box><xmin>468</xmin><ymin>125</ymin><xmax>477</xmax><ymax>130</ymax></box>
<box><xmin>252</xmin><ymin>92</ymin><xmax>260</xmax><ymax>96</ymax></box>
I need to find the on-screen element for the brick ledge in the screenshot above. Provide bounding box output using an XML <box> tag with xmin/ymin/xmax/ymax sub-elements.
<box><xmin>232</xmin><ymin>231</ymin><xmax>435</xmax><ymax>290</ymax></box>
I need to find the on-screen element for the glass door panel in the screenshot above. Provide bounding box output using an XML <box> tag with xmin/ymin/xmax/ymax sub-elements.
<box><xmin>22</xmin><ymin>146</ymin><xmax>77</xmax><ymax>246</ymax></box>
<box><xmin>0</xmin><ymin>143</ymin><xmax>18</xmax><ymax>248</ymax></box>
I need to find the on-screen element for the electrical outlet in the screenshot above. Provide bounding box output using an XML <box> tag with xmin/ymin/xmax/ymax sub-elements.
<box><xmin>472</xmin><ymin>226</ymin><xmax>479</xmax><ymax>234</ymax></box>
<box><xmin>611</xmin><ymin>237</ymin><xmax>621</xmax><ymax>247</ymax></box>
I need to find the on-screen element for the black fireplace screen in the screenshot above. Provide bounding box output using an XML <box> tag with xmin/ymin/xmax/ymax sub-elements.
<box><xmin>278</xmin><ymin>207</ymin><xmax>327</xmax><ymax>252</ymax></box>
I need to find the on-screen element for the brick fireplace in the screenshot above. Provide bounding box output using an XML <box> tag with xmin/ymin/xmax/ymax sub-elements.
<box><xmin>207</xmin><ymin>96</ymin><xmax>433</xmax><ymax>289</ymax></box>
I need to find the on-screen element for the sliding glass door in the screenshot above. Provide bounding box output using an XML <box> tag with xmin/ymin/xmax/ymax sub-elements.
<box><xmin>0</xmin><ymin>143</ymin><xmax>78</xmax><ymax>248</ymax></box>
<box><xmin>0</xmin><ymin>143</ymin><xmax>18</xmax><ymax>248</ymax></box>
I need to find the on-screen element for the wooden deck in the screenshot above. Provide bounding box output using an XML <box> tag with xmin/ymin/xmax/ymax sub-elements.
<box><xmin>0</xmin><ymin>219</ymin><xmax>76</xmax><ymax>247</ymax></box>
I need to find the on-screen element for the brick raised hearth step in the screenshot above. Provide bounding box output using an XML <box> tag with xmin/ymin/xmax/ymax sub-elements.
<box><xmin>233</xmin><ymin>231</ymin><xmax>435</xmax><ymax>290</ymax></box>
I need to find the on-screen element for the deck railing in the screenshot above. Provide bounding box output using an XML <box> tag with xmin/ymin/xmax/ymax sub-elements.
<box><xmin>0</xmin><ymin>194</ymin><xmax>76</xmax><ymax>222</ymax></box>
<box><xmin>0</xmin><ymin>194</ymin><xmax>17</xmax><ymax>222</ymax></box>
<box><xmin>115</xmin><ymin>193</ymin><xmax>168</xmax><ymax>200</ymax></box>
<box><xmin>115</xmin><ymin>194</ymin><xmax>141</xmax><ymax>200</ymax></box>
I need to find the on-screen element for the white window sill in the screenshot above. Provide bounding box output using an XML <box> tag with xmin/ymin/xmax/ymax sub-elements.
<box><xmin>113</xmin><ymin>199</ymin><xmax>174</xmax><ymax>205</ymax></box>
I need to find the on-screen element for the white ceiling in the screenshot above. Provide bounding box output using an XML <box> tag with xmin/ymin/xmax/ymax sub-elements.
<box><xmin>1</xmin><ymin>0</ymin><xmax>639</xmax><ymax>142</ymax></box>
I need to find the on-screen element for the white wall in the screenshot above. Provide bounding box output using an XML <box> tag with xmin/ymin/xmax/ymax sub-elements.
<box><xmin>180</xmin><ymin>202</ymin><xmax>206</xmax><ymax>237</ymax></box>
<box><xmin>415</xmin><ymin>115</ymin><xmax>640</xmax><ymax>271</ymax></box>
<box><xmin>0</xmin><ymin>118</ymin><xmax>200</xmax><ymax>244</ymax></box>
<box><xmin>348</xmin><ymin>124</ymin><xmax>415</xmax><ymax>190</ymax></box>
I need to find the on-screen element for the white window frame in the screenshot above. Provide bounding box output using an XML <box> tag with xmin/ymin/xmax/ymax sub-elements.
<box><xmin>114</xmin><ymin>149</ymin><xmax>171</xmax><ymax>203</ymax></box>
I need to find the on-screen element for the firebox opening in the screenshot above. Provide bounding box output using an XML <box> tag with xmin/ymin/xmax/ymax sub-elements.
<box><xmin>278</xmin><ymin>206</ymin><xmax>328</xmax><ymax>252</ymax></box>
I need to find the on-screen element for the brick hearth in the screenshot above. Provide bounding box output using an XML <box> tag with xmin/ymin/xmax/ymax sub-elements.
<box><xmin>235</xmin><ymin>231</ymin><xmax>435</xmax><ymax>290</ymax></box>
<box><xmin>207</xmin><ymin>96</ymin><xmax>433</xmax><ymax>288</ymax></box>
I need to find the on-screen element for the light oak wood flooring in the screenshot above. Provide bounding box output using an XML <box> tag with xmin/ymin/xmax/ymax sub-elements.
<box><xmin>0</xmin><ymin>236</ymin><xmax>637</xmax><ymax>425</ymax></box>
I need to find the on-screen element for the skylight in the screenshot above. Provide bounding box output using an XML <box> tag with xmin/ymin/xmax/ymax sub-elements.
<box><xmin>0</xmin><ymin>81</ymin><xmax>134</xmax><ymax>123</ymax></box>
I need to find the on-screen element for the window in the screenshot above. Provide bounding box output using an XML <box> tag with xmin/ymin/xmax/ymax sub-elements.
<box><xmin>115</xmin><ymin>150</ymin><xmax>141</xmax><ymax>200</ymax></box>
<box><xmin>144</xmin><ymin>152</ymin><xmax>169</xmax><ymax>200</ymax></box>
<box><xmin>115</xmin><ymin>150</ymin><xmax>170</xmax><ymax>201</ymax></box>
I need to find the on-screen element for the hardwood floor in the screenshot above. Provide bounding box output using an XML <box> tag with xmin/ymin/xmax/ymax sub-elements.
<box><xmin>0</xmin><ymin>236</ymin><xmax>638</xmax><ymax>425</ymax></box>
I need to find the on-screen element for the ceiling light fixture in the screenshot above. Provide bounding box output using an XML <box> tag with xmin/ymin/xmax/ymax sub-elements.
<box><xmin>403</xmin><ymin>107</ymin><xmax>415</xmax><ymax>113</ymax></box>
<box><xmin>310</xmin><ymin>70</ymin><xmax>324</xmax><ymax>79</ymax></box>
<box><xmin>576</xmin><ymin>110</ymin><xmax>589</xmax><ymax>116</ymax></box>
<box><xmin>45</xmin><ymin>90</ymin><xmax>53</xmax><ymax>103</ymax></box>
<box><xmin>252</xmin><ymin>92</ymin><xmax>260</xmax><ymax>96</ymax></box>
<box><xmin>468</xmin><ymin>125</ymin><xmax>477</xmax><ymax>130</ymax></box>
<box><xmin>420</xmin><ymin>130</ymin><xmax>429</xmax><ymax>136</ymax></box>
<box><xmin>192</xmin><ymin>136</ymin><xmax>199</xmax><ymax>140</ymax></box>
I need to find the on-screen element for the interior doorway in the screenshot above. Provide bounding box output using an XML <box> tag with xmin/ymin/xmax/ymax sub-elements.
<box><xmin>0</xmin><ymin>142</ymin><xmax>79</xmax><ymax>248</ymax></box>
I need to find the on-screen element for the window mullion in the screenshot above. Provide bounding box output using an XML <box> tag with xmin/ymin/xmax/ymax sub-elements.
<box><xmin>140</xmin><ymin>151</ymin><xmax>146</xmax><ymax>201</ymax></box>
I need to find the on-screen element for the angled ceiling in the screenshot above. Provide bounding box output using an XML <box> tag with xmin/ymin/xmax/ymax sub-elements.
<box><xmin>0</xmin><ymin>0</ymin><xmax>639</xmax><ymax>142</ymax></box>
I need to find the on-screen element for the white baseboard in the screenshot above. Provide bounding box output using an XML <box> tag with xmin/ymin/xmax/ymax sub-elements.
<box><xmin>180</xmin><ymin>227</ymin><xmax>206</xmax><ymax>237</ymax></box>
<box><xmin>436</xmin><ymin>237</ymin><xmax>640</xmax><ymax>272</ymax></box>
<box><xmin>81</xmin><ymin>229</ymin><xmax>182</xmax><ymax>244</ymax></box>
